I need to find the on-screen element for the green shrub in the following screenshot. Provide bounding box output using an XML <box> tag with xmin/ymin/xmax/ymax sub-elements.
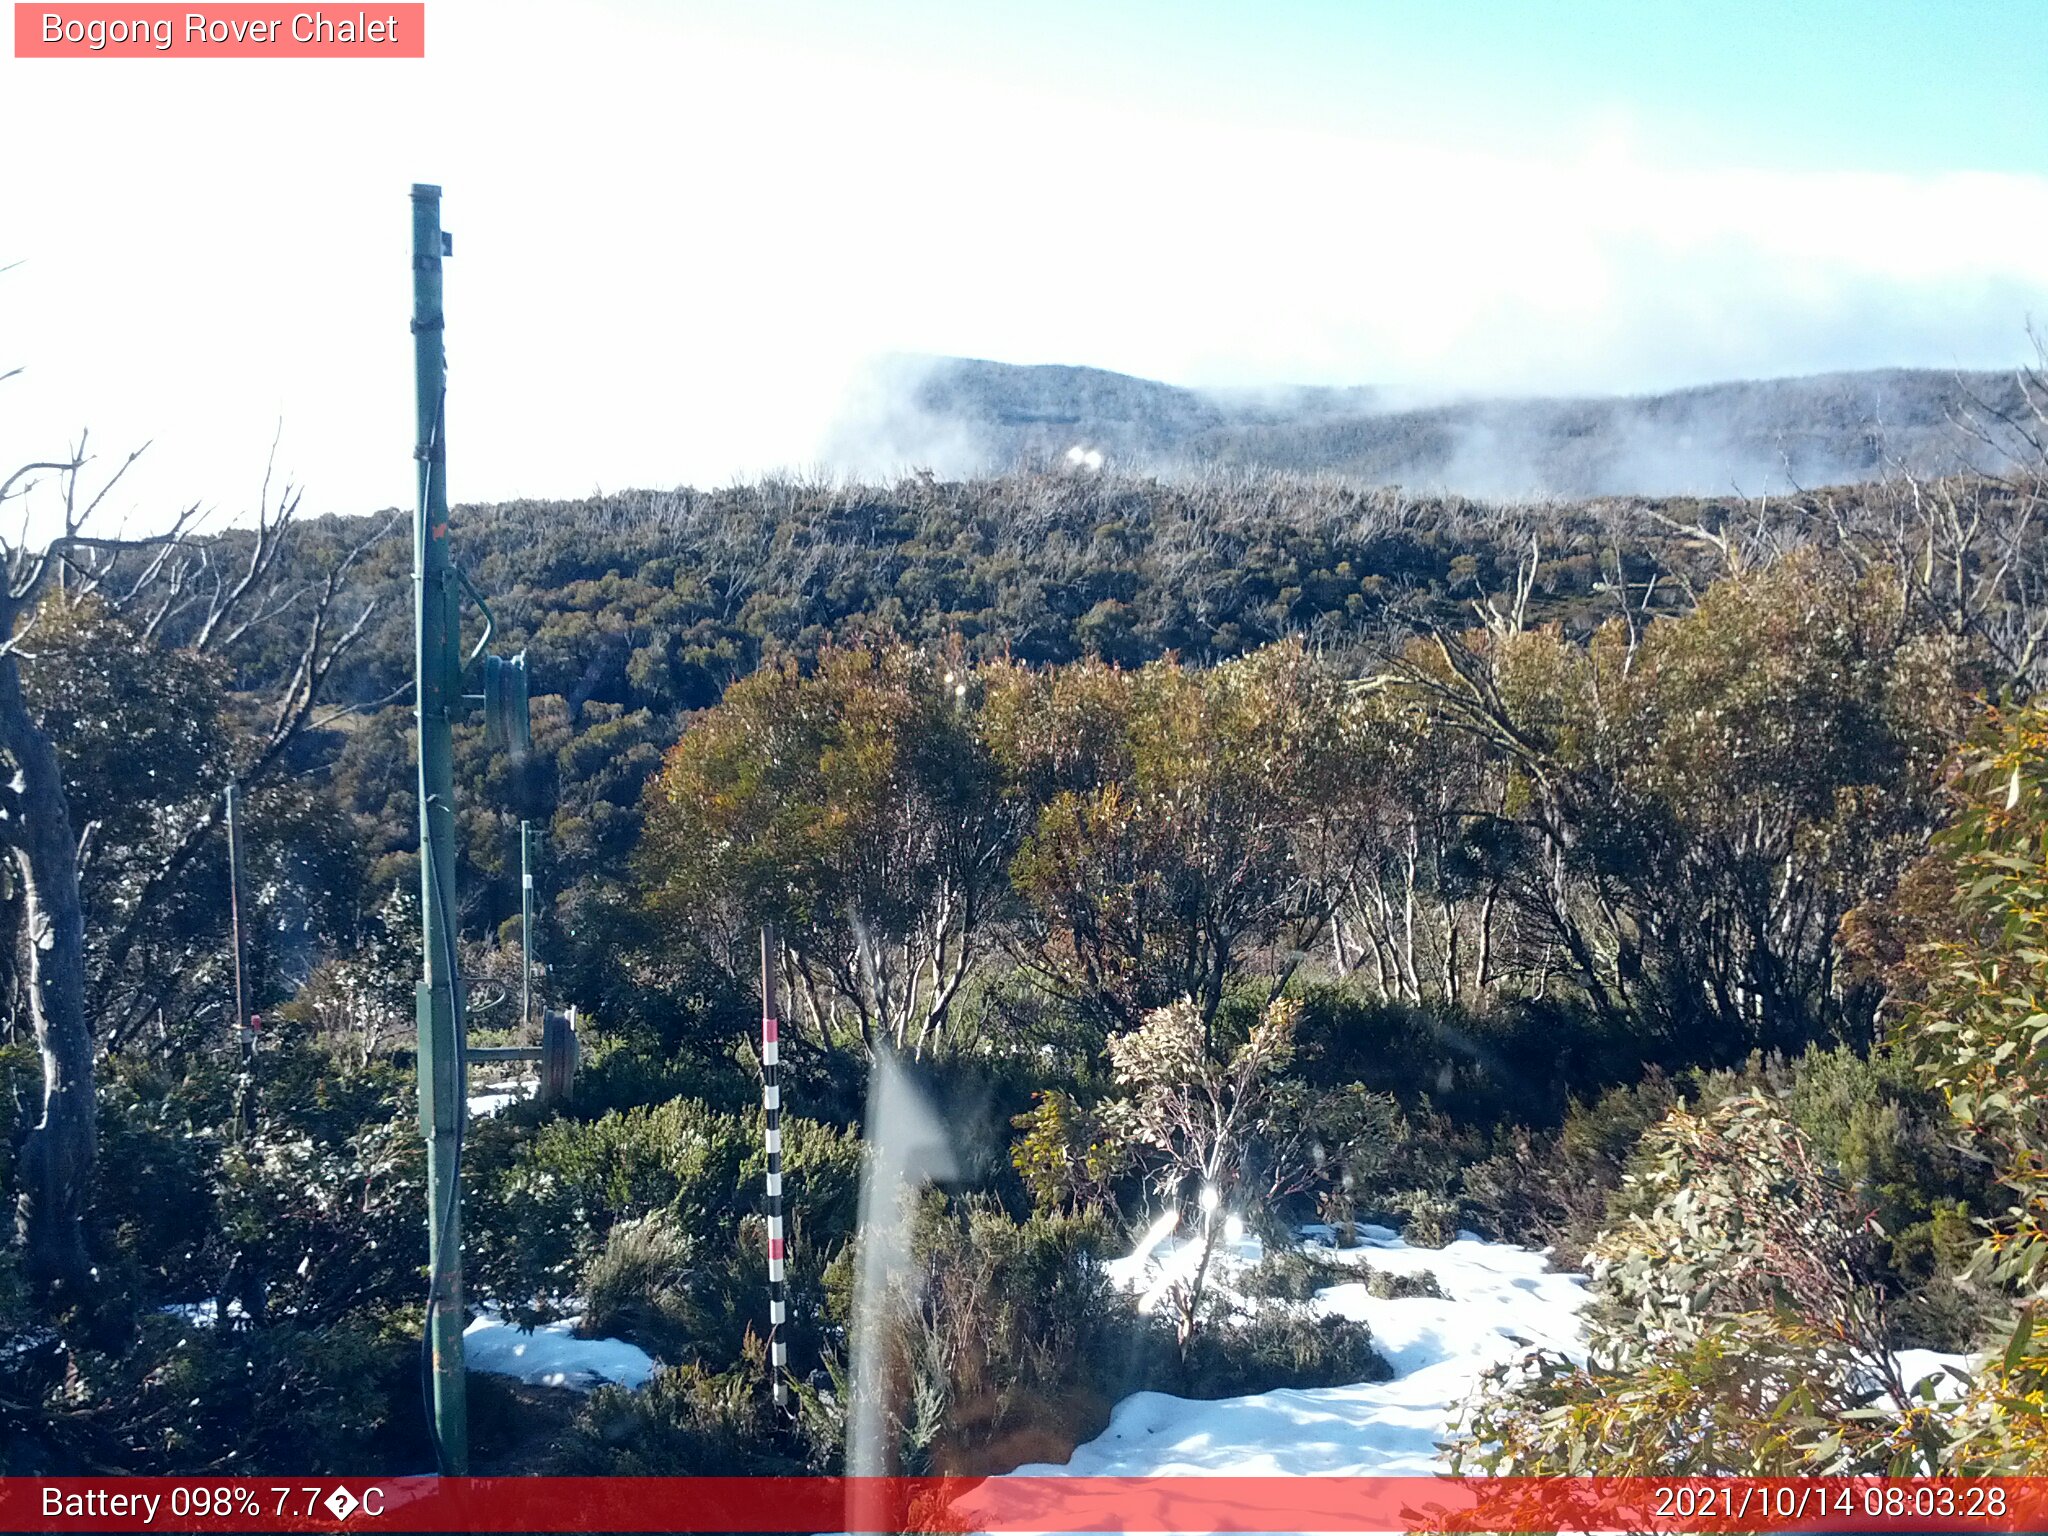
<box><xmin>547</xmin><ymin>1361</ymin><xmax>809</xmax><ymax>1474</ymax></box>
<box><xmin>1315</xmin><ymin>1186</ymin><xmax>1360</xmax><ymax>1246</ymax></box>
<box><xmin>1927</xmin><ymin>1199</ymin><xmax>1980</xmax><ymax>1273</ymax></box>
<box><xmin>1464</xmin><ymin>1048</ymin><xmax>1995</xmax><ymax>1272</ymax></box>
<box><xmin>1287</xmin><ymin>983</ymin><xmax>1641</xmax><ymax>1128</ymax></box>
<box><xmin>854</xmin><ymin>1197</ymin><xmax>1162</xmax><ymax>1475</ymax></box>
<box><xmin>1010</xmin><ymin>1089</ymin><xmax>1125</xmax><ymax>1214</ymax></box>
<box><xmin>1237</xmin><ymin>1249</ymin><xmax>1441</xmax><ymax>1302</ymax></box>
<box><xmin>1461</xmin><ymin>1070</ymin><xmax>1682</xmax><ymax>1258</ymax></box>
<box><xmin>566</xmin><ymin>1209</ymin><xmax>840</xmax><ymax>1380</ymax></box>
<box><xmin>208</xmin><ymin>1103</ymin><xmax>428</xmax><ymax>1328</ymax></box>
<box><xmin>1785</xmin><ymin>1045</ymin><xmax>1987</xmax><ymax>1240</ymax></box>
<box><xmin>580</xmin><ymin>1211</ymin><xmax>693</xmax><ymax>1360</ymax></box>
<box><xmin>90</xmin><ymin>1055</ymin><xmax>230</xmax><ymax>1308</ymax></box>
<box><xmin>471</xmin><ymin>1097</ymin><xmax>861</xmax><ymax>1322</ymax></box>
<box><xmin>529</xmin><ymin>1097</ymin><xmax>755</xmax><ymax>1232</ymax></box>
<box><xmin>1395</xmin><ymin>1191</ymin><xmax>1460</xmax><ymax>1249</ymax></box>
<box><xmin>1457</xmin><ymin>1129</ymin><xmax>1551</xmax><ymax>1246</ymax></box>
<box><xmin>1455</xmin><ymin>1094</ymin><xmax>1913</xmax><ymax>1477</ymax></box>
<box><xmin>1885</xmin><ymin>1201</ymin><xmax>2001</xmax><ymax>1351</ymax></box>
<box><xmin>566</xmin><ymin>1043</ymin><xmax>708</xmax><ymax>1119</ymax></box>
<box><xmin>1559</xmin><ymin>1070</ymin><xmax>1682</xmax><ymax>1176</ymax></box>
<box><xmin>252</xmin><ymin>1026</ymin><xmax>415</xmax><ymax>1150</ymax></box>
<box><xmin>148</xmin><ymin>1314</ymin><xmax>409</xmax><ymax>1472</ymax></box>
<box><xmin>669</xmin><ymin>1211</ymin><xmax>837</xmax><ymax>1378</ymax></box>
<box><xmin>1178</xmin><ymin>1304</ymin><xmax>1389</xmax><ymax>1398</ymax></box>
<box><xmin>740</xmin><ymin>1114</ymin><xmax>863</xmax><ymax>1248</ymax></box>
<box><xmin>1240</xmin><ymin>1250</ymin><xmax>1353</xmax><ymax>1300</ymax></box>
<box><xmin>1366</xmin><ymin>1266</ymin><xmax>1444</xmax><ymax>1300</ymax></box>
<box><xmin>98</xmin><ymin>1033</ymin><xmax>435</xmax><ymax>1335</ymax></box>
<box><xmin>9</xmin><ymin>1312</ymin><xmax>408</xmax><ymax>1474</ymax></box>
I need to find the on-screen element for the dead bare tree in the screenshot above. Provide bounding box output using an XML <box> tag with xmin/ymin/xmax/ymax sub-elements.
<box><xmin>0</xmin><ymin>434</ymin><xmax>180</xmax><ymax>1310</ymax></box>
<box><xmin>89</xmin><ymin>489</ymin><xmax>393</xmax><ymax>1050</ymax></box>
<box><xmin>0</xmin><ymin>425</ymin><xmax>387</xmax><ymax>1312</ymax></box>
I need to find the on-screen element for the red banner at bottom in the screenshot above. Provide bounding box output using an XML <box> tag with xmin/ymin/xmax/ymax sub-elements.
<box><xmin>7</xmin><ymin>1475</ymin><xmax>2047</xmax><ymax>1533</ymax></box>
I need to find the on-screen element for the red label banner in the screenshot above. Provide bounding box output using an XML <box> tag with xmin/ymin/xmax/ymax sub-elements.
<box><xmin>3</xmin><ymin>1475</ymin><xmax>2046</xmax><ymax>1532</ymax></box>
<box><xmin>13</xmin><ymin>4</ymin><xmax>424</xmax><ymax>57</ymax></box>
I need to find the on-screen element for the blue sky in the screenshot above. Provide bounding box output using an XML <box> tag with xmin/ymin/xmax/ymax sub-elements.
<box><xmin>3</xmin><ymin>1</ymin><xmax>2045</xmax><ymax>522</ymax></box>
<box><xmin>696</xmin><ymin>0</ymin><xmax>2048</xmax><ymax>175</ymax></box>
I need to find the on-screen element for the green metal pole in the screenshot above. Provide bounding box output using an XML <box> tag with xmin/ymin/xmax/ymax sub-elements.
<box><xmin>411</xmin><ymin>181</ymin><xmax>468</xmax><ymax>1475</ymax></box>
<box><xmin>224</xmin><ymin>782</ymin><xmax>254</xmax><ymax>1143</ymax></box>
<box><xmin>520</xmin><ymin>819</ymin><xmax>534</xmax><ymax>1028</ymax></box>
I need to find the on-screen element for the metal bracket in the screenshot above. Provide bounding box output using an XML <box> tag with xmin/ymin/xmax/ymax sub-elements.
<box><xmin>416</xmin><ymin>982</ymin><xmax>461</xmax><ymax>1138</ymax></box>
<box><xmin>463</xmin><ymin>1009</ymin><xmax>577</xmax><ymax>1109</ymax></box>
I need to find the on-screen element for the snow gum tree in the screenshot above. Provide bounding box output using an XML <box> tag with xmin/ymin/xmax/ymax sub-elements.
<box><xmin>1893</xmin><ymin>703</ymin><xmax>2048</xmax><ymax>1470</ymax></box>
<box><xmin>1452</xmin><ymin>1093</ymin><xmax>1930</xmax><ymax>1478</ymax></box>
<box><xmin>1105</xmin><ymin>995</ymin><xmax>1393</xmax><ymax>1356</ymax></box>
<box><xmin>641</xmin><ymin>642</ymin><xmax>1020</xmax><ymax>1058</ymax></box>
<box><xmin>991</xmin><ymin>639</ymin><xmax>1375</xmax><ymax>1033</ymax></box>
<box><xmin>0</xmin><ymin>431</ymin><xmax>377</xmax><ymax>1319</ymax></box>
<box><xmin>1399</xmin><ymin>553</ymin><xmax>1971</xmax><ymax>1054</ymax></box>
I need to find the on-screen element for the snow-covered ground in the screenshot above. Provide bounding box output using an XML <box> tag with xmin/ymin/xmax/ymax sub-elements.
<box><xmin>449</xmin><ymin>1214</ymin><xmax>1972</xmax><ymax>1471</ymax></box>
<box><xmin>1022</xmin><ymin>1222</ymin><xmax>1588</xmax><ymax>1476</ymax></box>
<box><xmin>463</xmin><ymin>1305</ymin><xmax>656</xmax><ymax>1392</ymax></box>
<box><xmin>156</xmin><ymin>1297</ymin><xmax>654</xmax><ymax>1394</ymax></box>
<box><xmin>160</xmin><ymin>1297</ymin><xmax>649</xmax><ymax>1395</ymax></box>
<box><xmin>467</xmin><ymin>1075</ymin><xmax>538</xmax><ymax>1118</ymax></box>
<box><xmin>1022</xmin><ymin>1220</ymin><xmax>1972</xmax><ymax>1478</ymax></box>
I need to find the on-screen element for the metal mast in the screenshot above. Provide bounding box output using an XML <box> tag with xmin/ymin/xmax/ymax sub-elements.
<box><xmin>225</xmin><ymin>781</ymin><xmax>255</xmax><ymax>1142</ymax></box>
<box><xmin>411</xmin><ymin>181</ymin><xmax>468</xmax><ymax>1475</ymax></box>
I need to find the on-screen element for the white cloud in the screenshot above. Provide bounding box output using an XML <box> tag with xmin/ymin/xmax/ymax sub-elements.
<box><xmin>1</xmin><ymin>0</ymin><xmax>2043</xmax><ymax>537</ymax></box>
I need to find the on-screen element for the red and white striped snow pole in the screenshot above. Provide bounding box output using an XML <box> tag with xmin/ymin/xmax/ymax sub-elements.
<box><xmin>760</xmin><ymin>923</ymin><xmax>789</xmax><ymax>1411</ymax></box>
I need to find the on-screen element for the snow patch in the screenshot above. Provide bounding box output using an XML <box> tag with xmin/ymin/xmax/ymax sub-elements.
<box><xmin>1026</xmin><ymin>1221</ymin><xmax>1978</xmax><ymax>1479</ymax></box>
<box><xmin>158</xmin><ymin>1300</ymin><xmax>246</xmax><ymax>1327</ymax></box>
<box><xmin>463</xmin><ymin>1306</ymin><xmax>656</xmax><ymax>1392</ymax></box>
<box><xmin>1023</xmin><ymin>1224</ymin><xmax>1588</xmax><ymax>1476</ymax></box>
<box><xmin>467</xmin><ymin>1076</ymin><xmax>538</xmax><ymax>1118</ymax></box>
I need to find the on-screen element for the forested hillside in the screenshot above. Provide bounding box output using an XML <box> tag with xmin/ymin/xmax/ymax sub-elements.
<box><xmin>10</xmin><ymin>445</ymin><xmax>2048</xmax><ymax>1478</ymax></box>
<box><xmin>244</xmin><ymin>471</ymin><xmax>1730</xmax><ymax>990</ymax></box>
<box><xmin>889</xmin><ymin>357</ymin><xmax>2030</xmax><ymax>496</ymax></box>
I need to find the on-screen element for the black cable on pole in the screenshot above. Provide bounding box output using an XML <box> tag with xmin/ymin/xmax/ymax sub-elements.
<box><xmin>411</xmin><ymin>400</ymin><xmax>471</xmax><ymax>1452</ymax></box>
<box><xmin>419</xmin><ymin>808</ymin><xmax>466</xmax><ymax>1474</ymax></box>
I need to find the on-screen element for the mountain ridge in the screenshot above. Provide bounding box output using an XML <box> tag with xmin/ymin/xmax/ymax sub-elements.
<box><xmin>842</xmin><ymin>355</ymin><xmax>2032</xmax><ymax>497</ymax></box>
